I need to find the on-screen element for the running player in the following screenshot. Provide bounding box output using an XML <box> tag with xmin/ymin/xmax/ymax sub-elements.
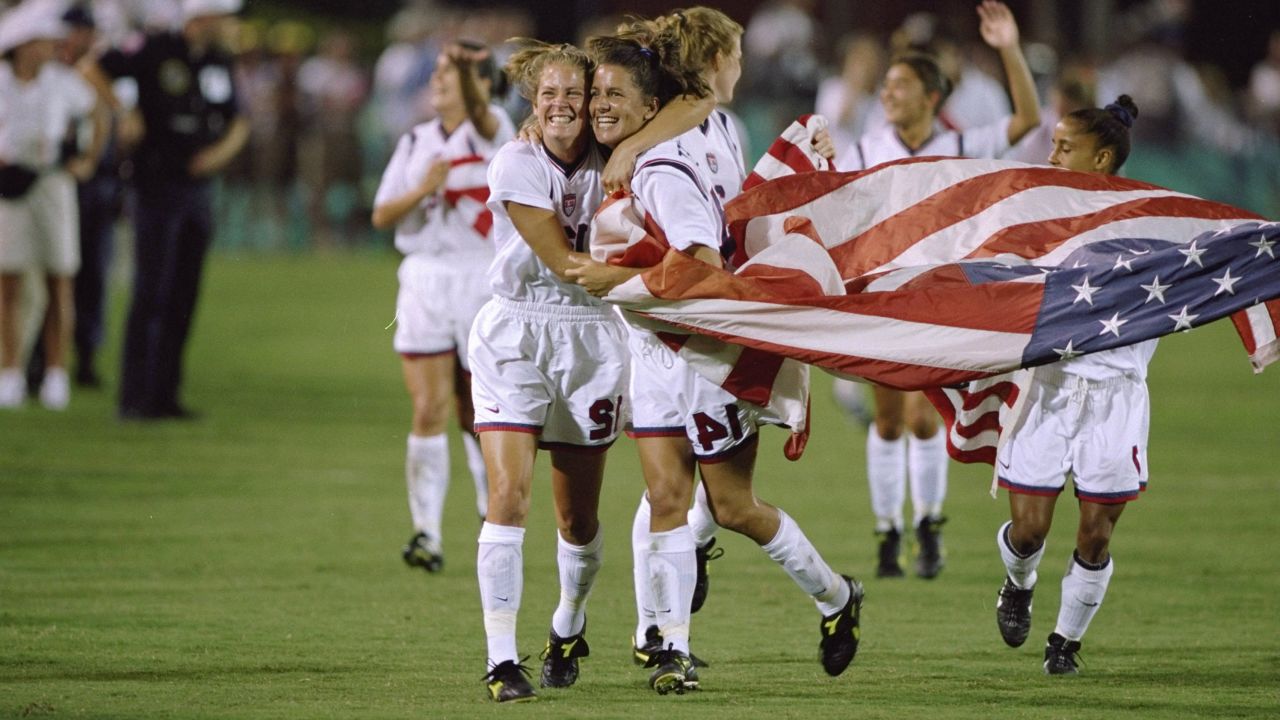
<box><xmin>372</xmin><ymin>42</ymin><xmax>513</xmax><ymax>574</ymax></box>
<box><xmin>836</xmin><ymin>0</ymin><xmax>1040</xmax><ymax>579</ymax></box>
<box><xmin>994</xmin><ymin>96</ymin><xmax>1149</xmax><ymax>676</ymax></box>
<box><xmin>569</xmin><ymin>28</ymin><xmax>862</xmax><ymax>695</ymax></box>
<box><xmin>469</xmin><ymin>41</ymin><xmax>627</xmax><ymax>703</ymax></box>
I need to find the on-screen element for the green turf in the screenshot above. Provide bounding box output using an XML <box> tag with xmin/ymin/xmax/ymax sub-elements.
<box><xmin>2</xmin><ymin>251</ymin><xmax>1278</xmax><ymax>719</ymax></box>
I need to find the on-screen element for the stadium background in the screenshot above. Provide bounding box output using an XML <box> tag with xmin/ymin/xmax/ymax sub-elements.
<box><xmin>1</xmin><ymin>0</ymin><xmax>1278</xmax><ymax>717</ymax></box>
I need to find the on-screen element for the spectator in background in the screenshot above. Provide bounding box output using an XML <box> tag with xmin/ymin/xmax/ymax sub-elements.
<box><xmin>815</xmin><ymin>33</ymin><xmax>885</xmax><ymax>157</ymax></box>
<box><xmin>81</xmin><ymin>0</ymin><xmax>249</xmax><ymax>420</ymax></box>
<box><xmin>373</xmin><ymin>4</ymin><xmax>434</xmax><ymax>144</ymax></box>
<box><xmin>298</xmin><ymin>29</ymin><xmax>367</xmax><ymax>247</ymax></box>
<box><xmin>1247</xmin><ymin>29</ymin><xmax>1280</xmax><ymax>137</ymax></box>
<box><xmin>742</xmin><ymin>0</ymin><xmax>821</xmax><ymax>128</ymax></box>
<box><xmin>64</xmin><ymin>3</ymin><xmax>123</xmax><ymax>389</ymax></box>
<box><xmin>1004</xmin><ymin>63</ymin><xmax>1096</xmax><ymax>164</ymax></box>
<box><xmin>0</xmin><ymin>1</ymin><xmax>107</xmax><ymax>410</ymax></box>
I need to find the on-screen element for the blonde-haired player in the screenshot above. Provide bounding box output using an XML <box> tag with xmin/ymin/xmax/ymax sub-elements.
<box><xmin>470</xmin><ymin>40</ymin><xmax>626</xmax><ymax>703</ymax></box>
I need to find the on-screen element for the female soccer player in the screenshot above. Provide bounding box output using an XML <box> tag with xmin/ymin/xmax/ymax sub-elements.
<box><xmin>372</xmin><ymin>42</ymin><xmax>513</xmax><ymax>574</ymax></box>
<box><xmin>469</xmin><ymin>41</ymin><xmax>627</xmax><ymax>703</ymax></box>
<box><xmin>993</xmin><ymin>96</ymin><xmax>1150</xmax><ymax>676</ymax></box>
<box><xmin>837</xmin><ymin>0</ymin><xmax>1040</xmax><ymax>579</ymax></box>
<box><xmin>571</xmin><ymin>29</ymin><xmax>861</xmax><ymax>696</ymax></box>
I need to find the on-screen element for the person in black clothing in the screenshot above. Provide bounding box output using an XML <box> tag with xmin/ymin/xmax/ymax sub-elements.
<box><xmin>82</xmin><ymin>0</ymin><xmax>249</xmax><ymax>420</ymax></box>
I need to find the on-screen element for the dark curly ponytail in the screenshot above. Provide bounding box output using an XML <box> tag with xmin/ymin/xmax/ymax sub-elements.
<box><xmin>1064</xmin><ymin>94</ymin><xmax>1140</xmax><ymax>173</ymax></box>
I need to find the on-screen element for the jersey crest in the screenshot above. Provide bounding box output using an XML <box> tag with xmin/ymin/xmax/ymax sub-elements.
<box><xmin>563</xmin><ymin>192</ymin><xmax>578</xmax><ymax>217</ymax></box>
<box><xmin>706</xmin><ymin>152</ymin><xmax>719</xmax><ymax>173</ymax></box>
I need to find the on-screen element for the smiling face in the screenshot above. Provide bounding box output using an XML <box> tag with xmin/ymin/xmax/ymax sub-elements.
<box><xmin>879</xmin><ymin>62</ymin><xmax>937</xmax><ymax>128</ymax></box>
<box><xmin>535</xmin><ymin>61</ymin><xmax>589</xmax><ymax>151</ymax></box>
<box><xmin>589</xmin><ymin>63</ymin><xmax>658</xmax><ymax>148</ymax></box>
<box><xmin>1048</xmin><ymin>118</ymin><xmax>1112</xmax><ymax>174</ymax></box>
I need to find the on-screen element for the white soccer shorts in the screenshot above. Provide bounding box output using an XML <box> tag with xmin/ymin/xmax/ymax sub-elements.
<box><xmin>468</xmin><ymin>297</ymin><xmax>630</xmax><ymax>451</ymax></box>
<box><xmin>995</xmin><ymin>367</ymin><xmax>1150</xmax><ymax>503</ymax></box>
<box><xmin>393</xmin><ymin>253</ymin><xmax>491</xmax><ymax>367</ymax></box>
<box><xmin>627</xmin><ymin>328</ymin><xmax>760</xmax><ymax>462</ymax></box>
<box><xmin>0</xmin><ymin>171</ymin><xmax>79</xmax><ymax>276</ymax></box>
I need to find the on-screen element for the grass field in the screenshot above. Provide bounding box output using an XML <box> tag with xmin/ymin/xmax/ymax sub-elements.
<box><xmin>2</xmin><ymin>251</ymin><xmax>1278</xmax><ymax>719</ymax></box>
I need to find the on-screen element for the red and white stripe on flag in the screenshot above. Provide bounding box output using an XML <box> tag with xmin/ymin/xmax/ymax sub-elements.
<box><xmin>592</xmin><ymin>117</ymin><xmax>1276</xmax><ymax>465</ymax></box>
<box><xmin>442</xmin><ymin>155</ymin><xmax>494</xmax><ymax>238</ymax></box>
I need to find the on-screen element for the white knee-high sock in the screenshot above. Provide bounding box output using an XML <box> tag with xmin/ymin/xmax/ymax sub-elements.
<box><xmin>551</xmin><ymin>528</ymin><xmax>603</xmax><ymax>638</ymax></box>
<box><xmin>647</xmin><ymin>525</ymin><xmax>696</xmax><ymax>654</ymax></box>
<box><xmin>687</xmin><ymin>481</ymin><xmax>719</xmax><ymax>548</ymax></box>
<box><xmin>1055</xmin><ymin>552</ymin><xmax>1114</xmax><ymax>642</ymax></box>
<box><xmin>997</xmin><ymin>520</ymin><xmax>1045</xmax><ymax>589</ymax></box>
<box><xmin>908</xmin><ymin>431</ymin><xmax>948</xmax><ymax>524</ymax></box>
<box><xmin>631</xmin><ymin>494</ymin><xmax>656</xmax><ymax>645</ymax></box>
<box><xmin>761</xmin><ymin>509</ymin><xmax>850</xmax><ymax>616</ymax></box>
<box><xmin>866</xmin><ymin>432</ymin><xmax>906</xmax><ymax>532</ymax></box>
<box><xmin>407</xmin><ymin>434</ymin><xmax>449</xmax><ymax>539</ymax></box>
<box><xmin>477</xmin><ymin>522</ymin><xmax>525</xmax><ymax>666</ymax></box>
<box><xmin>461</xmin><ymin>433</ymin><xmax>488</xmax><ymax>520</ymax></box>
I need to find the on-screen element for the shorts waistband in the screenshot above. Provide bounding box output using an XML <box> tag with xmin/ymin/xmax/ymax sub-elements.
<box><xmin>492</xmin><ymin>295</ymin><xmax>616</xmax><ymax>322</ymax></box>
<box><xmin>1034</xmin><ymin>366</ymin><xmax>1141</xmax><ymax>389</ymax></box>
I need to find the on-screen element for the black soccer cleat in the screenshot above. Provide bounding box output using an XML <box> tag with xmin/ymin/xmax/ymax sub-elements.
<box><xmin>539</xmin><ymin>626</ymin><xmax>590</xmax><ymax>688</ymax></box>
<box><xmin>483</xmin><ymin>658</ymin><xmax>538</xmax><ymax>702</ymax></box>
<box><xmin>402</xmin><ymin>531</ymin><xmax>443</xmax><ymax>572</ymax></box>
<box><xmin>691</xmin><ymin>537</ymin><xmax>724</xmax><ymax>613</ymax></box>
<box><xmin>914</xmin><ymin>516</ymin><xmax>947</xmax><ymax>579</ymax></box>
<box><xmin>644</xmin><ymin>645</ymin><xmax>699</xmax><ymax>695</ymax></box>
<box><xmin>1043</xmin><ymin>633</ymin><xmax>1082</xmax><ymax>675</ymax></box>
<box><xmin>819</xmin><ymin>575</ymin><xmax>865</xmax><ymax>676</ymax></box>
<box><xmin>632</xmin><ymin>625</ymin><xmax>709</xmax><ymax>668</ymax></box>
<box><xmin>996</xmin><ymin>576</ymin><xmax>1034</xmax><ymax>648</ymax></box>
<box><xmin>875</xmin><ymin>528</ymin><xmax>905</xmax><ymax>578</ymax></box>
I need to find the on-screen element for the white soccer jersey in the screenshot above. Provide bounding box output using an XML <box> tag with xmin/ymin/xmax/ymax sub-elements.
<box><xmin>0</xmin><ymin>62</ymin><xmax>95</xmax><ymax>169</ymax></box>
<box><xmin>694</xmin><ymin>109</ymin><xmax>748</xmax><ymax>204</ymax></box>
<box><xmin>843</xmin><ymin>117</ymin><xmax>1012</xmax><ymax>170</ymax></box>
<box><xmin>631</xmin><ymin>131</ymin><xmax>726</xmax><ymax>255</ymax></box>
<box><xmin>485</xmin><ymin>139</ymin><xmax>606</xmax><ymax>306</ymax></box>
<box><xmin>374</xmin><ymin>104</ymin><xmax>515</xmax><ymax>258</ymax></box>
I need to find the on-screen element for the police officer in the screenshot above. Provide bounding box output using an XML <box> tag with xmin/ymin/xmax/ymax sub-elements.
<box><xmin>82</xmin><ymin>0</ymin><xmax>249</xmax><ymax>420</ymax></box>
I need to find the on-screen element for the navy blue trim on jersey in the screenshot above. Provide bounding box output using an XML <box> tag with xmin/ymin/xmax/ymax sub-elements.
<box><xmin>637</xmin><ymin>158</ymin><xmax>708</xmax><ymax>200</ymax></box>
<box><xmin>543</xmin><ymin>142</ymin><xmax>587</xmax><ymax>178</ymax></box>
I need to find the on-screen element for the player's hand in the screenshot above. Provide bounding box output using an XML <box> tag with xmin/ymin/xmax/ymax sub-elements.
<box><xmin>565</xmin><ymin>255</ymin><xmax>628</xmax><ymax>297</ymax></box>
<box><xmin>517</xmin><ymin>115</ymin><xmax>543</xmax><ymax>144</ymax></box>
<box><xmin>977</xmin><ymin>1</ymin><xmax>1020</xmax><ymax>50</ymax></box>
<box><xmin>418</xmin><ymin>158</ymin><xmax>451</xmax><ymax>195</ymax></box>
<box><xmin>445</xmin><ymin>43</ymin><xmax>491</xmax><ymax>78</ymax></box>
<box><xmin>811</xmin><ymin>127</ymin><xmax>836</xmax><ymax>162</ymax></box>
<box><xmin>602</xmin><ymin>143</ymin><xmax>639</xmax><ymax>194</ymax></box>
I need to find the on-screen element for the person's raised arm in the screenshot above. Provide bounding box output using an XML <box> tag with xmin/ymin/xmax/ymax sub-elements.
<box><xmin>452</xmin><ymin>44</ymin><xmax>502</xmax><ymax>141</ymax></box>
<box><xmin>978</xmin><ymin>0</ymin><xmax>1040</xmax><ymax>146</ymax></box>
<box><xmin>601</xmin><ymin>93</ymin><xmax>716</xmax><ymax>193</ymax></box>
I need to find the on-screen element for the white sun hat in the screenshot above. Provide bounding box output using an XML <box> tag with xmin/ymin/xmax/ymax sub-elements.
<box><xmin>0</xmin><ymin>1</ymin><xmax>69</xmax><ymax>55</ymax></box>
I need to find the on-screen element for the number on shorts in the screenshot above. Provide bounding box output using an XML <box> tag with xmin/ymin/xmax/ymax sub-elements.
<box><xmin>692</xmin><ymin>403</ymin><xmax>744</xmax><ymax>452</ymax></box>
<box><xmin>588</xmin><ymin>395</ymin><xmax>623</xmax><ymax>440</ymax></box>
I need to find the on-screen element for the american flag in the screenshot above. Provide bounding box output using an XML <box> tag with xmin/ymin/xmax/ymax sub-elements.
<box><xmin>592</xmin><ymin>121</ymin><xmax>1280</xmax><ymax>463</ymax></box>
<box><xmin>441</xmin><ymin>154</ymin><xmax>494</xmax><ymax>238</ymax></box>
